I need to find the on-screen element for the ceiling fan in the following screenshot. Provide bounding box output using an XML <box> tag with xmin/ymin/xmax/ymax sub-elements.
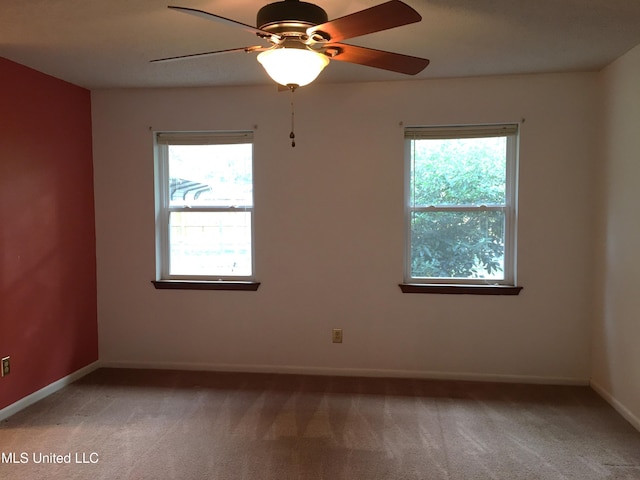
<box><xmin>152</xmin><ymin>0</ymin><xmax>430</xmax><ymax>89</ymax></box>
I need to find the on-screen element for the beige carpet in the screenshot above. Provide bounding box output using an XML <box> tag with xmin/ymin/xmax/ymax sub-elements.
<box><xmin>1</xmin><ymin>368</ymin><xmax>639</xmax><ymax>479</ymax></box>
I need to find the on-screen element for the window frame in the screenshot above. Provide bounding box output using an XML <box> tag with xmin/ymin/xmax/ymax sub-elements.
<box><xmin>153</xmin><ymin>131</ymin><xmax>259</xmax><ymax>290</ymax></box>
<box><xmin>402</xmin><ymin>124</ymin><xmax>520</xmax><ymax>291</ymax></box>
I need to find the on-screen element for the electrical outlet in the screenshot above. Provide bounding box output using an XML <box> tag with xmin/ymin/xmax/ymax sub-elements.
<box><xmin>1</xmin><ymin>356</ymin><xmax>9</xmax><ymax>377</ymax></box>
<box><xmin>332</xmin><ymin>328</ymin><xmax>343</xmax><ymax>344</ymax></box>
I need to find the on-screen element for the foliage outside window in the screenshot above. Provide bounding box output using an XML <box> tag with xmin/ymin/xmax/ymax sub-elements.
<box><xmin>404</xmin><ymin>124</ymin><xmax>519</xmax><ymax>286</ymax></box>
<box><xmin>155</xmin><ymin>132</ymin><xmax>255</xmax><ymax>283</ymax></box>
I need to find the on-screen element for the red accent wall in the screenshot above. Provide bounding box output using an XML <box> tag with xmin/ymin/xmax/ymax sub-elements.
<box><xmin>0</xmin><ymin>57</ymin><xmax>98</xmax><ymax>410</ymax></box>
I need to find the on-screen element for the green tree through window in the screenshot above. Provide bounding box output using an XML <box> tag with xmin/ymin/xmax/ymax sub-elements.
<box><xmin>405</xmin><ymin>125</ymin><xmax>518</xmax><ymax>284</ymax></box>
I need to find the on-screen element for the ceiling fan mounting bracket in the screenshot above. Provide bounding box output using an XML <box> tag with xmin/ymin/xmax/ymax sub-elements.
<box><xmin>322</xmin><ymin>46</ymin><xmax>342</xmax><ymax>58</ymax></box>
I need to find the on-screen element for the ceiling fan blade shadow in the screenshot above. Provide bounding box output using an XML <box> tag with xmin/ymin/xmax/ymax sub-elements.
<box><xmin>325</xmin><ymin>43</ymin><xmax>429</xmax><ymax>75</ymax></box>
<box><xmin>150</xmin><ymin>46</ymin><xmax>267</xmax><ymax>63</ymax></box>
<box><xmin>168</xmin><ymin>6</ymin><xmax>279</xmax><ymax>39</ymax></box>
<box><xmin>307</xmin><ymin>0</ymin><xmax>421</xmax><ymax>43</ymax></box>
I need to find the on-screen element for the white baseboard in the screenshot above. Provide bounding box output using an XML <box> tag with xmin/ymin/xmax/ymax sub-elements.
<box><xmin>99</xmin><ymin>360</ymin><xmax>590</xmax><ymax>386</ymax></box>
<box><xmin>590</xmin><ymin>380</ymin><xmax>640</xmax><ymax>432</ymax></box>
<box><xmin>0</xmin><ymin>362</ymin><xmax>100</xmax><ymax>421</ymax></box>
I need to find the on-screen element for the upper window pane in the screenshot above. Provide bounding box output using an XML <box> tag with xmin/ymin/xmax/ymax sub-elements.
<box><xmin>168</xmin><ymin>143</ymin><xmax>253</xmax><ymax>208</ymax></box>
<box><xmin>410</xmin><ymin>137</ymin><xmax>507</xmax><ymax>207</ymax></box>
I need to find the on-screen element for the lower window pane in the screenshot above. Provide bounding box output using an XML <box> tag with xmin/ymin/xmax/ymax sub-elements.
<box><xmin>411</xmin><ymin>210</ymin><xmax>505</xmax><ymax>280</ymax></box>
<box><xmin>169</xmin><ymin>211</ymin><xmax>252</xmax><ymax>276</ymax></box>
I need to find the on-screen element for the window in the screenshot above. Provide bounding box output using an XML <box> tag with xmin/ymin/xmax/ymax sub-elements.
<box><xmin>153</xmin><ymin>131</ymin><xmax>258</xmax><ymax>290</ymax></box>
<box><xmin>403</xmin><ymin>124</ymin><xmax>520</xmax><ymax>293</ymax></box>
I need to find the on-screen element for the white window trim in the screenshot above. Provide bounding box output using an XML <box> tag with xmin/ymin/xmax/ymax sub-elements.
<box><xmin>403</xmin><ymin>123</ymin><xmax>519</xmax><ymax>287</ymax></box>
<box><xmin>154</xmin><ymin>131</ymin><xmax>256</xmax><ymax>284</ymax></box>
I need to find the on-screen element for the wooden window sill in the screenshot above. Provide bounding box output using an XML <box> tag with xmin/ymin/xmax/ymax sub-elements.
<box><xmin>152</xmin><ymin>280</ymin><xmax>260</xmax><ymax>291</ymax></box>
<box><xmin>399</xmin><ymin>284</ymin><xmax>522</xmax><ymax>295</ymax></box>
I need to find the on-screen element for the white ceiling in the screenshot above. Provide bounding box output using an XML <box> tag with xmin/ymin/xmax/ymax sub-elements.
<box><xmin>1</xmin><ymin>0</ymin><xmax>640</xmax><ymax>90</ymax></box>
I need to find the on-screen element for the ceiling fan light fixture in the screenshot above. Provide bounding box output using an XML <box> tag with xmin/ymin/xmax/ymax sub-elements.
<box><xmin>257</xmin><ymin>46</ymin><xmax>329</xmax><ymax>87</ymax></box>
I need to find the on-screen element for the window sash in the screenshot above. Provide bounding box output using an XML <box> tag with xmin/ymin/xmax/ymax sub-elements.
<box><xmin>155</xmin><ymin>131</ymin><xmax>255</xmax><ymax>281</ymax></box>
<box><xmin>404</xmin><ymin>124</ymin><xmax>518</xmax><ymax>285</ymax></box>
<box><xmin>410</xmin><ymin>205</ymin><xmax>507</xmax><ymax>212</ymax></box>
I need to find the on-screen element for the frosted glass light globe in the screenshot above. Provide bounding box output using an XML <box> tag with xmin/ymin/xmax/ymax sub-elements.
<box><xmin>257</xmin><ymin>47</ymin><xmax>330</xmax><ymax>87</ymax></box>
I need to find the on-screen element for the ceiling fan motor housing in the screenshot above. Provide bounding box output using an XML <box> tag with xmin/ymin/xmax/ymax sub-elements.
<box><xmin>257</xmin><ymin>0</ymin><xmax>328</xmax><ymax>32</ymax></box>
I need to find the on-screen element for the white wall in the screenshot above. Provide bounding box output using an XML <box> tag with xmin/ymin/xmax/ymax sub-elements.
<box><xmin>592</xmin><ymin>44</ymin><xmax>640</xmax><ymax>427</ymax></box>
<box><xmin>92</xmin><ymin>72</ymin><xmax>598</xmax><ymax>383</ymax></box>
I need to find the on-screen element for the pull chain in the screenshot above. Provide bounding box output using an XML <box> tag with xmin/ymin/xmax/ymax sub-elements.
<box><xmin>288</xmin><ymin>84</ymin><xmax>297</xmax><ymax>148</ymax></box>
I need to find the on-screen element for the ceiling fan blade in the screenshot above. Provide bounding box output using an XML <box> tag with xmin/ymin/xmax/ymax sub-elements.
<box><xmin>168</xmin><ymin>6</ymin><xmax>279</xmax><ymax>40</ymax></box>
<box><xmin>150</xmin><ymin>46</ymin><xmax>266</xmax><ymax>63</ymax></box>
<box><xmin>307</xmin><ymin>0</ymin><xmax>421</xmax><ymax>43</ymax></box>
<box><xmin>325</xmin><ymin>43</ymin><xmax>429</xmax><ymax>75</ymax></box>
